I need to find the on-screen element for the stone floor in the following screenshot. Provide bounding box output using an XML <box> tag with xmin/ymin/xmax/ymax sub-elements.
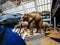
<box><xmin>26</xmin><ymin>37</ymin><xmax>60</xmax><ymax>45</ymax></box>
<box><xmin>26</xmin><ymin>30</ymin><xmax>60</xmax><ymax>45</ymax></box>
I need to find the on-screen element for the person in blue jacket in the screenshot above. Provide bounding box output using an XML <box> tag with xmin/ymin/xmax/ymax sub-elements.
<box><xmin>0</xmin><ymin>27</ymin><xmax>26</xmax><ymax>45</ymax></box>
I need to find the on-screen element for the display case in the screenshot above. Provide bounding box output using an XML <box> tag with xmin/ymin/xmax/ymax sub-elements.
<box><xmin>41</xmin><ymin>11</ymin><xmax>51</xmax><ymax>24</ymax></box>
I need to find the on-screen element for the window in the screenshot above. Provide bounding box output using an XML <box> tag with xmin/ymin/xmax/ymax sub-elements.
<box><xmin>45</xmin><ymin>0</ymin><xmax>48</xmax><ymax>4</ymax></box>
<box><xmin>48</xmin><ymin>0</ymin><xmax>51</xmax><ymax>3</ymax></box>
<box><xmin>37</xmin><ymin>0</ymin><xmax>42</xmax><ymax>5</ymax></box>
<box><xmin>24</xmin><ymin>2</ymin><xmax>35</xmax><ymax>9</ymax></box>
<box><xmin>47</xmin><ymin>4</ymin><xmax>51</xmax><ymax>11</ymax></box>
<box><xmin>38</xmin><ymin>6</ymin><xmax>42</xmax><ymax>12</ymax></box>
<box><xmin>44</xmin><ymin>5</ymin><xmax>48</xmax><ymax>11</ymax></box>
<box><xmin>22</xmin><ymin>1</ymin><xmax>36</xmax><ymax>13</ymax></box>
<box><xmin>42</xmin><ymin>0</ymin><xmax>45</xmax><ymax>5</ymax></box>
<box><xmin>36</xmin><ymin>0</ymin><xmax>51</xmax><ymax>12</ymax></box>
<box><xmin>4</xmin><ymin>0</ymin><xmax>52</xmax><ymax>14</ymax></box>
<box><xmin>42</xmin><ymin>5</ymin><xmax>45</xmax><ymax>11</ymax></box>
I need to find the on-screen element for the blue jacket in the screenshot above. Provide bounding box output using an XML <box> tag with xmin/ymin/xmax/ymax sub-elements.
<box><xmin>0</xmin><ymin>27</ymin><xmax>26</xmax><ymax>45</ymax></box>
